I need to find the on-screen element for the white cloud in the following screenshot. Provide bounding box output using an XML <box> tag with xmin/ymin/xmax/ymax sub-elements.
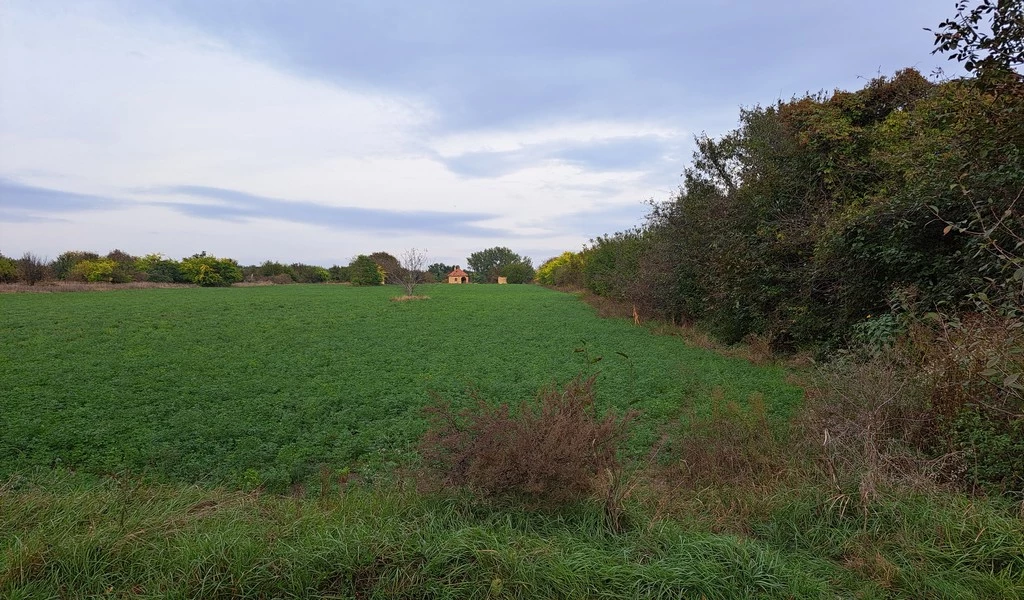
<box><xmin>0</xmin><ymin>1</ymin><xmax>666</xmax><ymax>265</ymax></box>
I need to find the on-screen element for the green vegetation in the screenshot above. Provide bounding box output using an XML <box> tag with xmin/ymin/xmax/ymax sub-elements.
<box><xmin>0</xmin><ymin>284</ymin><xmax>799</xmax><ymax>489</ymax></box>
<box><xmin>3</xmin><ymin>471</ymin><xmax>1020</xmax><ymax>599</ymax></box>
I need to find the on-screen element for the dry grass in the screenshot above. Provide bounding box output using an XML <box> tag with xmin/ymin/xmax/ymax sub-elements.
<box><xmin>390</xmin><ymin>294</ymin><xmax>430</xmax><ymax>302</ymax></box>
<box><xmin>0</xmin><ymin>281</ymin><xmax>195</xmax><ymax>293</ymax></box>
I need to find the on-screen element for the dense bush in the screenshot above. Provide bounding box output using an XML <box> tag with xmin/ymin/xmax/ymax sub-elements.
<box><xmin>70</xmin><ymin>258</ymin><xmax>118</xmax><ymax>282</ymax></box>
<box><xmin>290</xmin><ymin>263</ymin><xmax>330</xmax><ymax>283</ymax></box>
<box><xmin>348</xmin><ymin>255</ymin><xmax>384</xmax><ymax>286</ymax></box>
<box><xmin>179</xmin><ymin>252</ymin><xmax>243</xmax><ymax>287</ymax></box>
<box><xmin>536</xmin><ymin>251</ymin><xmax>584</xmax><ymax>288</ymax></box>
<box><xmin>0</xmin><ymin>254</ymin><xmax>17</xmax><ymax>283</ymax></box>
<box><xmin>52</xmin><ymin>251</ymin><xmax>100</xmax><ymax>280</ymax></box>
<box><xmin>420</xmin><ymin>375</ymin><xmax>635</xmax><ymax>505</ymax></box>
<box><xmin>135</xmin><ymin>253</ymin><xmax>185</xmax><ymax>283</ymax></box>
<box><xmin>467</xmin><ymin>247</ymin><xmax>533</xmax><ymax>283</ymax></box>
<box><xmin>328</xmin><ymin>265</ymin><xmax>351</xmax><ymax>282</ymax></box>
<box><xmin>16</xmin><ymin>252</ymin><xmax>49</xmax><ymax>285</ymax></box>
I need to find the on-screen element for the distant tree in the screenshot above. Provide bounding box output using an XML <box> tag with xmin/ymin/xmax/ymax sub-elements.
<box><xmin>0</xmin><ymin>253</ymin><xmax>17</xmax><ymax>283</ymax></box>
<box><xmin>467</xmin><ymin>246</ymin><xmax>528</xmax><ymax>283</ymax></box>
<box><xmin>16</xmin><ymin>252</ymin><xmax>49</xmax><ymax>285</ymax></box>
<box><xmin>328</xmin><ymin>265</ymin><xmax>351</xmax><ymax>282</ymax></box>
<box><xmin>501</xmin><ymin>259</ymin><xmax>535</xmax><ymax>284</ymax></box>
<box><xmin>106</xmin><ymin>249</ymin><xmax>139</xmax><ymax>283</ymax></box>
<box><xmin>369</xmin><ymin>251</ymin><xmax>403</xmax><ymax>281</ymax></box>
<box><xmin>391</xmin><ymin>248</ymin><xmax>428</xmax><ymax>296</ymax></box>
<box><xmin>349</xmin><ymin>255</ymin><xmax>384</xmax><ymax>286</ymax></box>
<box><xmin>135</xmin><ymin>253</ymin><xmax>184</xmax><ymax>283</ymax></box>
<box><xmin>290</xmin><ymin>263</ymin><xmax>330</xmax><ymax>283</ymax></box>
<box><xmin>179</xmin><ymin>252</ymin><xmax>243</xmax><ymax>287</ymax></box>
<box><xmin>52</xmin><ymin>251</ymin><xmax>100</xmax><ymax>280</ymax></box>
<box><xmin>427</xmin><ymin>263</ymin><xmax>454</xmax><ymax>281</ymax></box>
<box><xmin>258</xmin><ymin>261</ymin><xmax>296</xmax><ymax>281</ymax></box>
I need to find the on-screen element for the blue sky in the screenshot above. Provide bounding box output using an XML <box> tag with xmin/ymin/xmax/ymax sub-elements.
<box><xmin>0</xmin><ymin>0</ymin><xmax>959</xmax><ymax>267</ymax></box>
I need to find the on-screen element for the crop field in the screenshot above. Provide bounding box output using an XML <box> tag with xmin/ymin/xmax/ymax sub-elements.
<box><xmin>0</xmin><ymin>284</ymin><xmax>800</xmax><ymax>489</ymax></box>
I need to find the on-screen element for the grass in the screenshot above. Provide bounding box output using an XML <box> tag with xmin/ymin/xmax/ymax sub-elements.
<box><xmin>1</xmin><ymin>472</ymin><xmax>1020</xmax><ymax>599</ymax></box>
<box><xmin>2</xmin><ymin>283</ymin><xmax>1020</xmax><ymax>598</ymax></box>
<box><xmin>0</xmin><ymin>283</ymin><xmax>800</xmax><ymax>489</ymax></box>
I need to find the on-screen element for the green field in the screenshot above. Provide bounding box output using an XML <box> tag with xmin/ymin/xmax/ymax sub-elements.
<box><xmin>2</xmin><ymin>284</ymin><xmax>1021</xmax><ymax>598</ymax></box>
<box><xmin>0</xmin><ymin>284</ymin><xmax>800</xmax><ymax>488</ymax></box>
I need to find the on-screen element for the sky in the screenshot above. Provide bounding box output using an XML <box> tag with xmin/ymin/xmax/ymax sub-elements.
<box><xmin>0</xmin><ymin>0</ymin><xmax>961</xmax><ymax>268</ymax></box>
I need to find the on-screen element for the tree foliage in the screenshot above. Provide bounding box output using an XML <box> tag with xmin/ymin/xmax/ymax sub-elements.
<box><xmin>349</xmin><ymin>255</ymin><xmax>385</xmax><ymax>286</ymax></box>
<box><xmin>467</xmin><ymin>247</ymin><xmax>532</xmax><ymax>283</ymax></box>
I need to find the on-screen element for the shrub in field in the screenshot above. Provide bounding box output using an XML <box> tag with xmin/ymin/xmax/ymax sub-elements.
<box><xmin>0</xmin><ymin>253</ymin><xmax>17</xmax><ymax>283</ymax></box>
<box><xmin>70</xmin><ymin>258</ymin><xmax>118</xmax><ymax>282</ymax></box>
<box><xmin>180</xmin><ymin>252</ymin><xmax>243</xmax><ymax>287</ymax></box>
<box><xmin>16</xmin><ymin>252</ymin><xmax>50</xmax><ymax>285</ymax></box>
<box><xmin>349</xmin><ymin>255</ymin><xmax>384</xmax><ymax>285</ymax></box>
<box><xmin>670</xmin><ymin>389</ymin><xmax>789</xmax><ymax>488</ymax></box>
<box><xmin>328</xmin><ymin>265</ymin><xmax>350</xmax><ymax>282</ymax></box>
<box><xmin>52</xmin><ymin>251</ymin><xmax>100</xmax><ymax>280</ymax></box>
<box><xmin>104</xmin><ymin>249</ymin><xmax>140</xmax><ymax>283</ymax></box>
<box><xmin>536</xmin><ymin>251</ymin><xmax>584</xmax><ymax>288</ymax></box>
<box><xmin>290</xmin><ymin>263</ymin><xmax>330</xmax><ymax>283</ymax></box>
<box><xmin>420</xmin><ymin>375</ymin><xmax>635</xmax><ymax>506</ymax></box>
<box><xmin>135</xmin><ymin>253</ymin><xmax>184</xmax><ymax>283</ymax></box>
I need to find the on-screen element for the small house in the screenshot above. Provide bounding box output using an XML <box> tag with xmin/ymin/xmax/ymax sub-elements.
<box><xmin>497</xmin><ymin>276</ymin><xmax>507</xmax><ymax>284</ymax></box>
<box><xmin>447</xmin><ymin>266</ymin><xmax>470</xmax><ymax>284</ymax></box>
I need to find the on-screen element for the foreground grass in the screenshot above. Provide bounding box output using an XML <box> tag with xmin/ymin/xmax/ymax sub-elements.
<box><xmin>0</xmin><ymin>284</ymin><xmax>800</xmax><ymax>489</ymax></box>
<box><xmin>1</xmin><ymin>473</ymin><xmax>1020</xmax><ymax>599</ymax></box>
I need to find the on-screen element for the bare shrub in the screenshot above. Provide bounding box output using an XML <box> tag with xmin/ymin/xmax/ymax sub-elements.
<box><xmin>419</xmin><ymin>375</ymin><xmax>635</xmax><ymax>506</ymax></box>
<box><xmin>269</xmin><ymin>273</ymin><xmax>294</xmax><ymax>285</ymax></box>
<box><xmin>16</xmin><ymin>253</ymin><xmax>49</xmax><ymax>285</ymax></box>
<box><xmin>669</xmin><ymin>389</ymin><xmax>790</xmax><ymax>488</ymax></box>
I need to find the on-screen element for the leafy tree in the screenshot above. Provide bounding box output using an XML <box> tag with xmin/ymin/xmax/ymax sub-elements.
<box><xmin>928</xmin><ymin>0</ymin><xmax>1024</xmax><ymax>84</ymax></box>
<box><xmin>369</xmin><ymin>252</ymin><xmax>402</xmax><ymax>281</ymax></box>
<box><xmin>71</xmin><ymin>258</ymin><xmax>117</xmax><ymax>282</ymax></box>
<box><xmin>427</xmin><ymin>263</ymin><xmax>454</xmax><ymax>281</ymax></box>
<box><xmin>180</xmin><ymin>252</ymin><xmax>243</xmax><ymax>287</ymax></box>
<box><xmin>349</xmin><ymin>255</ymin><xmax>384</xmax><ymax>286</ymax></box>
<box><xmin>0</xmin><ymin>253</ymin><xmax>17</xmax><ymax>283</ymax></box>
<box><xmin>52</xmin><ymin>251</ymin><xmax>99</xmax><ymax>280</ymax></box>
<box><xmin>105</xmin><ymin>249</ymin><xmax>139</xmax><ymax>283</ymax></box>
<box><xmin>328</xmin><ymin>265</ymin><xmax>350</xmax><ymax>282</ymax></box>
<box><xmin>135</xmin><ymin>254</ymin><xmax>184</xmax><ymax>283</ymax></box>
<box><xmin>467</xmin><ymin>246</ymin><xmax>528</xmax><ymax>283</ymax></box>
<box><xmin>500</xmin><ymin>259</ymin><xmax>535</xmax><ymax>284</ymax></box>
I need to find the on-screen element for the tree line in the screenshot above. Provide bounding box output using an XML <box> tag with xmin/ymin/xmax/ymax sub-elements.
<box><xmin>0</xmin><ymin>245</ymin><xmax>536</xmax><ymax>288</ymax></box>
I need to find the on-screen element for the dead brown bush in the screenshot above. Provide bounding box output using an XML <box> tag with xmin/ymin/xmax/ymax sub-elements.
<box><xmin>419</xmin><ymin>375</ymin><xmax>635</xmax><ymax>506</ymax></box>
<box><xmin>669</xmin><ymin>389</ymin><xmax>791</xmax><ymax>488</ymax></box>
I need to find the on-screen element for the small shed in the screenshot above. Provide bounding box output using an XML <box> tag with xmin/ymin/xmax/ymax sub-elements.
<box><xmin>447</xmin><ymin>266</ymin><xmax>470</xmax><ymax>284</ymax></box>
<box><xmin>497</xmin><ymin>276</ymin><xmax>508</xmax><ymax>284</ymax></box>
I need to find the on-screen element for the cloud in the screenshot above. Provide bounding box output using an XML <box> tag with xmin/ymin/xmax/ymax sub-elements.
<box><xmin>440</xmin><ymin>134</ymin><xmax>682</xmax><ymax>178</ymax></box>
<box><xmin>0</xmin><ymin>178</ymin><xmax>124</xmax><ymax>213</ymax></box>
<box><xmin>154</xmin><ymin>185</ymin><xmax>509</xmax><ymax>236</ymax></box>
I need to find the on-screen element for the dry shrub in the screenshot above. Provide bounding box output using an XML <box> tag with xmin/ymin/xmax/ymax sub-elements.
<box><xmin>390</xmin><ymin>295</ymin><xmax>430</xmax><ymax>302</ymax></box>
<box><xmin>269</xmin><ymin>273</ymin><xmax>294</xmax><ymax>285</ymax></box>
<box><xmin>799</xmin><ymin>350</ymin><xmax>940</xmax><ymax>507</ymax></box>
<box><xmin>419</xmin><ymin>375</ymin><xmax>635</xmax><ymax>506</ymax></box>
<box><xmin>670</xmin><ymin>389</ymin><xmax>790</xmax><ymax>488</ymax></box>
<box><xmin>909</xmin><ymin>312</ymin><xmax>1023</xmax><ymax>425</ymax></box>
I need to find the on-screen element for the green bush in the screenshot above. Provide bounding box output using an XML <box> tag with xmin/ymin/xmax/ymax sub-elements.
<box><xmin>348</xmin><ymin>255</ymin><xmax>384</xmax><ymax>286</ymax></box>
<box><xmin>180</xmin><ymin>253</ymin><xmax>243</xmax><ymax>287</ymax></box>
<box><xmin>52</xmin><ymin>251</ymin><xmax>100</xmax><ymax>280</ymax></box>
<box><xmin>0</xmin><ymin>254</ymin><xmax>16</xmax><ymax>283</ymax></box>
<box><xmin>71</xmin><ymin>258</ymin><xmax>117</xmax><ymax>282</ymax></box>
<box><xmin>135</xmin><ymin>254</ymin><xmax>184</xmax><ymax>283</ymax></box>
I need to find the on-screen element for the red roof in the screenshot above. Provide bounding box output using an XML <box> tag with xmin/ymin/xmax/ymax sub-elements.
<box><xmin>447</xmin><ymin>267</ymin><xmax>469</xmax><ymax>278</ymax></box>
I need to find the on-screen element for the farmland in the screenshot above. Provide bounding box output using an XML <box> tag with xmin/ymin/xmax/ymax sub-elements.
<box><xmin>2</xmin><ymin>284</ymin><xmax>1022</xmax><ymax>598</ymax></box>
<box><xmin>0</xmin><ymin>284</ymin><xmax>800</xmax><ymax>489</ymax></box>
